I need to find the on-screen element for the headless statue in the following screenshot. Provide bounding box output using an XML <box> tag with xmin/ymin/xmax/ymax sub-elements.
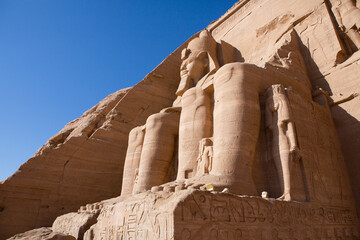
<box><xmin>121</xmin><ymin>30</ymin><xmax>312</xmax><ymax>197</ymax></box>
<box><xmin>265</xmin><ymin>84</ymin><xmax>301</xmax><ymax>201</ymax></box>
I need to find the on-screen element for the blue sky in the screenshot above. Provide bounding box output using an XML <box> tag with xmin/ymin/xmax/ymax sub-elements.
<box><xmin>0</xmin><ymin>1</ymin><xmax>238</xmax><ymax>180</ymax></box>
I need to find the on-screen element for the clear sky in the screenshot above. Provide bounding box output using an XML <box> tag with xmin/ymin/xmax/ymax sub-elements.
<box><xmin>0</xmin><ymin>1</ymin><xmax>238</xmax><ymax>181</ymax></box>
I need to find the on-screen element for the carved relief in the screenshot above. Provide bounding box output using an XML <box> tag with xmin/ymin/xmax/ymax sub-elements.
<box><xmin>174</xmin><ymin>191</ymin><xmax>359</xmax><ymax>239</ymax></box>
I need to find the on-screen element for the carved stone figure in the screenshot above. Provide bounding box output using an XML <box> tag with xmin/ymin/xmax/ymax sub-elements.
<box><xmin>265</xmin><ymin>84</ymin><xmax>300</xmax><ymax>201</ymax></box>
<box><xmin>332</xmin><ymin>0</ymin><xmax>360</xmax><ymax>50</ymax></box>
<box><xmin>122</xmin><ymin>29</ymin><xmax>312</xmax><ymax>197</ymax></box>
<box><xmin>208</xmin><ymin>64</ymin><xmax>309</xmax><ymax>196</ymax></box>
<box><xmin>122</xmin><ymin>31</ymin><xmax>220</xmax><ymax>195</ymax></box>
<box><xmin>196</xmin><ymin>138</ymin><xmax>213</xmax><ymax>176</ymax></box>
<box><xmin>176</xmin><ymin>31</ymin><xmax>217</xmax><ymax>180</ymax></box>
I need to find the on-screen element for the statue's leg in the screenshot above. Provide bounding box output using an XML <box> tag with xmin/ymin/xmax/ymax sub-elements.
<box><xmin>278</xmin><ymin>123</ymin><xmax>291</xmax><ymax>200</ymax></box>
<box><xmin>121</xmin><ymin>126</ymin><xmax>145</xmax><ymax>196</ymax></box>
<box><xmin>177</xmin><ymin>87</ymin><xmax>212</xmax><ymax>180</ymax></box>
<box><xmin>271</xmin><ymin>122</ymin><xmax>291</xmax><ymax>200</ymax></box>
<box><xmin>212</xmin><ymin>63</ymin><xmax>261</xmax><ymax>195</ymax></box>
<box><xmin>133</xmin><ymin>111</ymin><xmax>180</xmax><ymax>193</ymax></box>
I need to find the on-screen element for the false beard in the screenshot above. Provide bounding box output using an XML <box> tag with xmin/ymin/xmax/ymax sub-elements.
<box><xmin>176</xmin><ymin>74</ymin><xmax>192</xmax><ymax>96</ymax></box>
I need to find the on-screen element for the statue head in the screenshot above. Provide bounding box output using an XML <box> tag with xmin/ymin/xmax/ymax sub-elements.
<box><xmin>176</xmin><ymin>30</ymin><xmax>219</xmax><ymax>96</ymax></box>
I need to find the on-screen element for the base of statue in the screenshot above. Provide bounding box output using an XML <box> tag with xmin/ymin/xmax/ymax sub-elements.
<box><xmin>76</xmin><ymin>189</ymin><xmax>360</xmax><ymax>239</ymax></box>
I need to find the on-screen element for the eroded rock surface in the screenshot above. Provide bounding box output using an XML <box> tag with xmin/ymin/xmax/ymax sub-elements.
<box><xmin>8</xmin><ymin>227</ymin><xmax>75</xmax><ymax>240</ymax></box>
<box><xmin>52</xmin><ymin>211</ymin><xmax>99</xmax><ymax>240</ymax></box>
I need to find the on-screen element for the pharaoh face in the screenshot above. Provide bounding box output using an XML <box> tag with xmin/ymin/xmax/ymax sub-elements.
<box><xmin>176</xmin><ymin>49</ymin><xmax>209</xmax><ymax>96</ymax></box>
<box><xmin>180</xmin><ymin>50</ymin><xmax>208</xmax><ymax>82</ymax></box>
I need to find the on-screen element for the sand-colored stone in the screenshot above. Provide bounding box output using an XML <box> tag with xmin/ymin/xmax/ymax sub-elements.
<box><xmin>265</xmin><ymin>84</ymin><xmax>301</xmax><ymax>201</ymax></box>
<box><xmin>3</xmin><ymin>0</ymin><xmax>360</xmax><ymax>239</ymax></box>
<box><xmin>8</xmin><ymin>227</ymin><xmax>75</xmax><ymax>240</ymax></box>
<box><xmin>52</xmin><ymin>211</ymin><xmax>99</xmax><ymax>240</ymax></box>
<box><xmin>49</xmin><ymin>190</ymin><xmax>360</xmax><ymax>239</ymax></box>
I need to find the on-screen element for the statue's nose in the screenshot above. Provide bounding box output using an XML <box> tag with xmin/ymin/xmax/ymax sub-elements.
<box><xmin>180</xmin><ymin>58</ymin><xmax>189</xmax><ymax>70</ymax></box>
<box><xmin>180</xmin><ymin>63</ymin><xmax>186</xmax><ymax>71</ymax></box>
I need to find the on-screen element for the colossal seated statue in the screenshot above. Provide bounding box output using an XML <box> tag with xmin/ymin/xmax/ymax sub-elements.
<box><xmin>121</xmin><ymin>30</ymin><xmax>312</xmax><ymax>199</ymax></box>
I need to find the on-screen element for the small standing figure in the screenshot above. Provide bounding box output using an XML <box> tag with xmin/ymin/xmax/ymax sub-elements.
<box><xmin>332</xmin><ymin>0</ymin><xmax>360</xmax><ymax>51</ymax></box>
<box><xmin>132</xmin><ymin>168</ymin><xmax>139</xmax><ymax>195</ymax></box>
<box><xmin>196</xmin><ymin>138</ymin><xmax>213</xmax><ymax>176</ymax></box>
<box><xmin>265</xmin><ymin>84</ymin><xmax>300</xmax><ymax>201</ymax></box>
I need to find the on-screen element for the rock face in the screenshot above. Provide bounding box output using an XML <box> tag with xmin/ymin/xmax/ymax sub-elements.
<box><xmin>52</xmin><ymin>212</ymin><xmax>99</xmax><ymax>240</ymax></box>
<box><xmin>3</xmin><ymin>0</ymin><xmax>360</xmax><ymax>239</ymax></box>
<box><xmin>8</xmin><ymin>227</ymin><xmax>75</xmax><ymax>240</ymax></box>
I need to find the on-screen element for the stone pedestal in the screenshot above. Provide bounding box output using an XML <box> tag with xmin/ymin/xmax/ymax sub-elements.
<box><xmin>82</xmin><ymin>189</ymin><xmax>360</xmax><ymax>240</ymax></box>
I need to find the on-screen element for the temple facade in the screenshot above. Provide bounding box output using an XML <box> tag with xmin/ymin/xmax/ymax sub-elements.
<box><xmin>2</xmin><ymin>0</ymin><xmax>360</xmax><ymax>239</ymax></box>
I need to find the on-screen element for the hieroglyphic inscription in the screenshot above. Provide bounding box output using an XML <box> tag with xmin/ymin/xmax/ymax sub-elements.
<box><xmin>176</xmin><ymin>191</ymin><xmax>358</xmax><ymax>226</ymax></box>
<box><xmin>96</xmin><ymin>197</ymin><xmax>173</xmax><ymax>240</ymax></box>
<box><xmin>93</xmin><ymin>191</ymin><xmax>358</xmax><ymax>239</ymax></box>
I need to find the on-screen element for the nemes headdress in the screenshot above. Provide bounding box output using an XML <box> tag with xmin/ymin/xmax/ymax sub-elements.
<box><xmin>183</xmin><ymin>30</ymin><xmax>220</xmax><ymax>72</ymax></box>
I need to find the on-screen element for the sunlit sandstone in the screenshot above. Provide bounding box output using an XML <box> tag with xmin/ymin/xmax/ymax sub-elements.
<box><xmin>3</xmin><ymin>0</ymin><xmax>360</xmax><ymax>239</ymax></box>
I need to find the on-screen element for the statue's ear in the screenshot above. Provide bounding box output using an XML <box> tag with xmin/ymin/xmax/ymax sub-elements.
<box><xmin>197</xmin><ymin>51</ymin><xmax>209</xmax><ymax>68</ymax></box>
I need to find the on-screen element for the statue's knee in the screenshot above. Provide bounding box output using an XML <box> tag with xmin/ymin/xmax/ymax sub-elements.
<box><xmin>146</xmin><ymin>111</ymin><xmax>180</xmax><ymax>132</ymax></box>
<box><xmin>214</xmin><ymin>63</ymin><xmax>258</xmax><ymax>87</ymax></box>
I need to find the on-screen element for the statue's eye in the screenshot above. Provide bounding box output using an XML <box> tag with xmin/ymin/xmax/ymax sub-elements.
<box><xmin>181</xmin><ymin>48</ymin><xmax>191</xmax><ymax>60</ymax></box>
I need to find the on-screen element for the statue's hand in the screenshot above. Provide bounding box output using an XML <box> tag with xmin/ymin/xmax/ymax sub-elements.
<box><xmin>290</xmin><ymin>146</ymin><xmax>301</xmax><ymax>162</ymax></box>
